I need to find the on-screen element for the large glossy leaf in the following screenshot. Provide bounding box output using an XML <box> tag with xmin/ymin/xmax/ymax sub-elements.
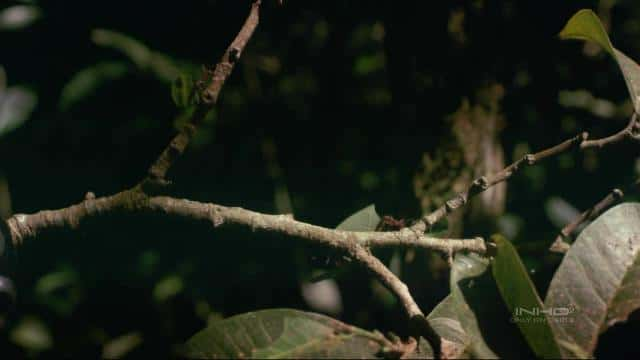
<box><xmin>491</xmin><ymin>235</ymin><xmax>561</xmax><ymax>358</ymax></box>
<box><xmin>335</xmin><ymin>204</ymin><xmax>381</xmax><ymax>232</ymax></box>
<box><xmin>448</xmin><ymin>253</ymin><xmax>499</xmax><ymax>358</ymax></box>
<box><xmin>181</xmin><ymin>308</ymin><xmax>427</xmax><ymax>359</ymax></box>
<box><xmin>422</xmin><ymin>295</ymin><xmax>470</xmax><ymax>359</ymax></box>
<box><xmin>439</xmin><ymin>252</ymin><xmax>536</xmax><ymax>359</ymax></box>
<box><xmin>559</xmin><ymin>9</ymin><xmax>640</xmax><ymax>113</ymax></box>
<box><xmin>545</xmin><ymin>203</ymin><xmax>640</xmax><ymax>357</ymax></box>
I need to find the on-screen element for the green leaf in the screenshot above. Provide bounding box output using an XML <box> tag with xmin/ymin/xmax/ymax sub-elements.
<box><xmin>171</xmin><ymin>73</ymin><xmax>196</xmax><ymax>108</ymax></box>
<box><xmin>34</xmin><ymin>267</ymin><xmax>81</xmax><ymax>316</ymax></box>
<box><xmin>153</xmin><ymin>274</ymin><xmax>184</xmax><ymax>303</ymax></box>
<box><xmin>336</xmin><ymin>204</ymin><xmax>381</xmax><ymax>231</ymax></box>
<box><xmin>10</xmin><ymin>316</ymin><xmax>52</xmax><ymax>353</ymax></box>
<box><xmin>181</xmin><ymin>308</ymin><xmax>425</xmax><ymax>359</ymax></box>
<box><xmin>91</xmin><ymin>29</ymin><xmax>182</xmax><ymax>83</ymax></box>
<box><xmin>545</xmin><ymin>203</ymin><xmax>640</xmax><ymax>357</ymax></box>
<box><xmin>448</xmin><ymin>253</ymin><xmax>499</xmax><ymax>358</ymax></box>
<box><xmin>309</xmin><ymin>204</ymin><xmax>381</xmax><ymax>282</ymax></box>
<box><xmin>491</xmin><ymin>235</ymin><xmax>561</xmax><ymax>359</ymax></box>
<box><xmin>423</xmin><ymin>295</ymin><xmax>470</xmax><ymax>359</ymax></box>
<box><xmin>435</xmin><ymin>252</ymin><xmax>535</xmax><ymax>358</ymax></box>
<box><xmin>559</xmin><ymin>9</ymin><xmax>640</xmax><ymax>113</ymax></box>
<box><xmin>59</xmin><ymin>61</ymin><xmax>130</xmax><ymax>110</ymax></box>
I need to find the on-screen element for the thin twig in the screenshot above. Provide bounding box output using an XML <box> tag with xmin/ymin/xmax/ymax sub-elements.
<box><xmin>580</xmin><ymin>113</ymin><xmax>640</xmax><ymax>149</ymax></box>
<box><xmin>550</xmin><ymin>178</ymin><xmax>640</xmax><ymax>253</ymax></box>
<box><xmin>347</xmin><ymin>243</ymin><xmax>423</xmax><ymax>318</ymax></box>
<box><xmin>147</xmin><ymin>1</ymin><xmax>262</xmax><ymax>181</ymax></box>
<box><xmin>413</xmin><ymin>113</ymin><xmax>640</xmax><ymax>234</ymax></box>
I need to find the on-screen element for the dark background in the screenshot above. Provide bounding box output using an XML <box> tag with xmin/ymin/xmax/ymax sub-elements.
<box><xmin>1</xmin><ymin>0</ymin><xmax>639</xmax><ymax>357</ymax></box>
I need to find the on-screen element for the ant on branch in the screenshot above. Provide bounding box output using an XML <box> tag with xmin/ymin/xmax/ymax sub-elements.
<box><xmin>375</xmin><ymin>215</ymin><xmax>407</xmax><ymax>232</ymax></box>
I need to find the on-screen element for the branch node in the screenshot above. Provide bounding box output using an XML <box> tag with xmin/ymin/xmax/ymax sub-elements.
<box><xmin>550</xmin><ymin>237</ymin><xmax>570</xmax><ymax>253</ymax></box>
<box><xmin>229</xmin><ymin>47</ymin><xmax>241</xmax><ymax>63</ymax></box>
<box><xmin>613</xmin><ymin>188</ymin><xmax>624</xmax><ymax>199</ymax></box>
<box><xmin>446</xmin><ymin>247</ymin><xmax>453</xmax><ymax>266</ymax></box>
<box><xmin>472</xmin><ymin>176</ymin><xmax>489</xmax><ymax>190</ymax></box>
<box><xmin>445</xmin><ymin>199</ymin><xmax>456</xmax><ymax>212</ymax></box>
<box><xmin>524</xmin><ymin>154</ymin><xmax>536</xmax><ymax>165</ymax></box>
<box><xmin>209</xmin><ymin>207</ymin><xmax>225</xmax><ymax>227</ymax></box>
<box><xmin>580</xmin><ymin>131</ymin><xmax>589</xmax><ymax>141</ymax></box>
<box><xmin>140</xmin><ymin>177</ymin><xmax>172</xmax><ymax>196</ymax></box>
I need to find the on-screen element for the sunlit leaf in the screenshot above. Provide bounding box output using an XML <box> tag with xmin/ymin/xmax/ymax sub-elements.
<box><xmin>448</xmin><ymin>253</ymin><xmax>499</xmax><ymax>358</ymax></box>
<box><xmin>171</xmin><ymin>73</ymin><xmax>195</xmax><ymax>108</ymax></box>
<box><xmin>545</xmin><ymin>203</ymin><xmax>640</xmax><ymax>357</ymax></box>
<box><xmin>491</xmin><ymin>235</ymin><xmax>562</xmax><ymax>359</ymax></box>
<box><xmin>431</xmin><ymin>252</ymin><xmax>536</xmax><ymax>358</ymax></box>
<box><xmin>309</xmin><ymin>205</ymin><xmax>381</xmax><ymax>282</ymax></box>
<box><xmin>336</xmin><ymin>204</ymin><xmax>380</xmax><ymax>232</ymax></box>
<box><xmin>560</xmin><ymin>9</ymin><xmax>640</xmax><ymax>113</ymax></box>
<box><xmin>422</xmin><ymin>295</ymin><xmax>470</xmax><ymax>359</ymax></box>
<box><xmin>181</xmin><ymin>308</ymin><xmax>421</xmax><ymax>359</ymax></box>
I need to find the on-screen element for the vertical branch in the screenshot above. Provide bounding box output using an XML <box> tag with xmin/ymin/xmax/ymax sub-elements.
<box><xmin>147</xmin><ymin>1</ymin><xmax>262</xmax><ymax>181</ymax></box>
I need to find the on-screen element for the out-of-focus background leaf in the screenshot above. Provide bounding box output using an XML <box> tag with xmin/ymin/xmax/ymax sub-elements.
<box><xmin>1</xmin><ymin>0</ymin><xmax>640</xmax><ymax>357</ymax></box>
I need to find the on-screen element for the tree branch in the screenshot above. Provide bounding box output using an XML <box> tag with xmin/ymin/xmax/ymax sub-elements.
<box><xmin>580</xmin><ymin>113</ymin><xmax>640</xmax><ymax>149</ymax></box>
<box><xmin>0</xmin><ymin>0</ymin><xmax>454</xmax><ymax>343</ymax></box>
<box><xmin>412</xmin><ymin>113</ymin><xmax>640</xmax><ymax>234</ymax></box>
<box><xmin>5</xmin><ymin>190</ymin><xmax>485</xmax><ymax>255</ymax></box>
<box><xmin>147</xmin><ymin>0</ymin><xmax>262</xmax><ymax>181</ymax></box>
<box><xmin>550</xmin><ymin>177</ymin><xmax>640</xmax><ymax>253</ymax></box>
<box><xmin>3</xmin><ymin>186</ymin><xmax>483</xmax><ymax>340</ymax></box>
<box><xmin>348</xmin><ymin>243</ymin><xmax>423</xmax><ymax>318</ymax></box>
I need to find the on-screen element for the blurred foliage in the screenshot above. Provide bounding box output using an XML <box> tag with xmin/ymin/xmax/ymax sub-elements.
<box><xmin>1</xmin><ymin>0</ymin><xmax>640</xmax><ymax>357</ymax></box>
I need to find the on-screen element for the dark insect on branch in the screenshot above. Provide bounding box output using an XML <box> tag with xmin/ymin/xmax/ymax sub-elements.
<box><xmin>376</xmin><ymin>215</ymin><xmax>406</xmax><ymax>232</ymax></box>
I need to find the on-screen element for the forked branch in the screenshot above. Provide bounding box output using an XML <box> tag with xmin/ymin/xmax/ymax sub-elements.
<box><xmin>147</xmin><ymin>0</ymin><xmax>262</xmax><ymax>181</ymax></box>
<box><xmin>412</xmin><ymin>113</ymin><xmax>640</xmax><ymax>239</ymax></box>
